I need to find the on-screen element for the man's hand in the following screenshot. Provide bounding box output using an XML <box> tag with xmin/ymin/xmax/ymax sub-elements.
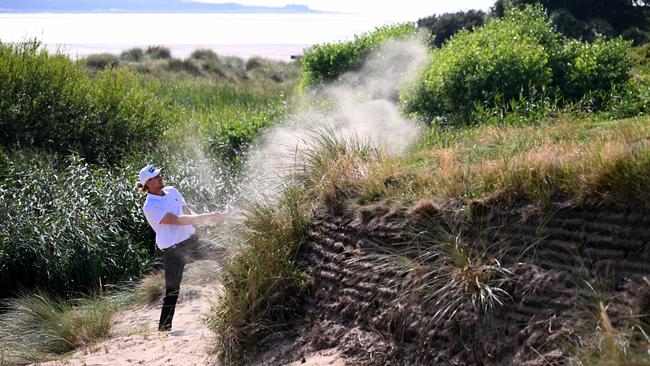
<box><xmin>203</xmin><ymin>212</ymin><xmax>223</xmax><ymax>225</ymax></box>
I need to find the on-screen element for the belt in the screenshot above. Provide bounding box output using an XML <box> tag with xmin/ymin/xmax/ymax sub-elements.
<box><xmin>163</xmin><ymin>235</ymin><xmax>197</xmax><ymax>251</ymax></box>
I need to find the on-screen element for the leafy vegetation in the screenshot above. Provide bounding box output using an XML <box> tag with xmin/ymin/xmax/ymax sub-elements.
<box><xmin>0</xmin><ymin>152</ymin><xmax>155</xmax><ymax>296</ymax></box>
<box><xmin>87</xmin><ymin>46</ymin><xmax>302</xmax><ymax>86</ymax></box>
<box><xmin>492</xmin><ymin>0</ymin><xmax>650</xmax><ymax>43</ymax></box>
<box><xmin>417</xmin><ymin>10</ymin><xmax>486</xmax><ymax>48</ymax></box>
<box><xmin>154</xmin><ymin>80</ymin><xmax>289</xmax><ymax>166</ymax></box>
<box><xmin>0</xmin><ymin>41</ymin><xmax>296</xmax><ymax>300</ymax></box>
<box><xmin>300</xmin><ymin>23</ymin><xmax>415</xmax><ymax>87</ymax></box>
<box><xmin>402</xmin><ymin>5</ymin><xmax>633</xmax><ymax>125</ymax></box>
<box><xmin>2</xmin><ymin>7</ymin><xmax>650</xmax><ymax>364</ymax></box>
<box><xmin>0</xmin><ymin>41</ymin><xmax>175</xmax><ymax>164</ymax></box>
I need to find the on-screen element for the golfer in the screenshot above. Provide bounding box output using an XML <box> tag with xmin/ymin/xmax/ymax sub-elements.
<box><xmin>136</xmin><ymin>164</ymin><xmax>223</xmax><ymax>332</ymax></box>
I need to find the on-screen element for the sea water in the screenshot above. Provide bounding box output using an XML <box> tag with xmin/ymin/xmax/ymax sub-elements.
<box><xmin>0</xmin><ymin>13</ymin><xmax>400</xmax><ymax>60</ymax></box>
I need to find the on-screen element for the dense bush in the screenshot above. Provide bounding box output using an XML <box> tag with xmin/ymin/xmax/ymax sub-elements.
<box><xmin>402</xmin><ymin>6</ymin><xmax>632</xmax><ymax>124</ymax></box>
<box><xmin>120</xmin><ymin>47</ymin><xmax>144</xmax><ymax>62</ymax></box>
<box><xmin>166</xmin><ymin>58</ymin><xmax>201</xmax><ymax>75</ymax></box>
<box><xmin>417</xmin><ymin>10</ymin><xmax>486</xmax><ymax>48</ymax></box>
<box><xmin>145</xmin><ymin>45</ymin><xmax>171</xmax><ymax>59</ymax></box>
<box><xmin>495</xmin><ymin>0</ymin><xmax>650</xmax><ymax>33</ymax></box>
<box><xmin>189</xmin><ymin>48</ymin><xmax>219</xmax><ymax>61</ymax></box>
<box><xmin>622</xmin><ymin>27</ymin><xmax>650</xmax><ymax>46</ymax></box>
<box><xmin>0</xmin><ymin>42</ymin><xmax>175</xmax><ymax>163</ymax></box>
<box><xmin>206</xmin><ymin>104</ymin><xmax>283</xmax><ymax>165</ymax></box>
<box><xmin>554</xmin><ymin>37</ymin><xmax>632</xmax><ymax>100</ymax></box>
<box><xmin>82</xmin><ymin>53</ymin><xmax>120</xmax><ymax>70</ymax></box>
<box><xmin>550</xmin><ymin>8</ymin><xmax>594</xmax><ymax>40</ymax></box>
<box><xmin>0</xmin><ymin>152</ymin><xmax>155</xmax><ymax>296</ymax></box>
<box><xmin>300</xmin><ymin>23</ymin><xmax>414</xmax><ymax>87</ymax></box>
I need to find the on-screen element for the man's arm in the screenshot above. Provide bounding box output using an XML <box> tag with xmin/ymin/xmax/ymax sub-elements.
<box><xmin>182</xmin><ymin>205</ymin><xmax>197</xmax><ymax>215</ymax></box>
<box><xmin>160</xmin><ymin>211</ymin><xmax>222</xmax><ymax>226</ymax></box>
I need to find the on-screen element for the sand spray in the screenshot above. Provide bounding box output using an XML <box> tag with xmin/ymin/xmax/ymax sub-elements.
<box><xmin>170</xmin><ymin>38</ymin><xmax>431</xmax><ymax>253</ymax></box>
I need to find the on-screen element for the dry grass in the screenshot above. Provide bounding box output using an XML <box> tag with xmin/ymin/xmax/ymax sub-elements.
<box><xmin>352</xmin><ymin>218</ymin><xmax>513</xmax><ymax>331</ymax></box>
<box><xmin>293</xmin><ymin>129</ymin><xmax>386</xmax><ymax>207</ymax></box>
<box><xmin>570</xmin><ymin>300</ymin><xmax>650</xmax><ymax>366</ymax></box>
<box><xmin>133</xmin><ymin>271</ymin><xmax>165</xmax><ymax>305</ymax></box>
<box><xmin>304</xmin><ymin>116</ymin><xmax>650</xmax><ymax>209</ymax></box>
<box><xmin>0</xmin><ymin>291</ymin><xmax>116</xmax><ymax>364</ymax></box>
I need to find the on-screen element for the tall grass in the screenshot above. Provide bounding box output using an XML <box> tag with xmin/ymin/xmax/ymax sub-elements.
<box><xmin>0</xmin><ymin>43</ymin><xmax>293</xmax><ymax>298</ymax></box>
<box><xmin>558</xmin><ymin>278</ymin><xmax>650</xmax><ymax>365</ymax></box>
<box><xmin>0</xmin><ymin>151</ymin><xmax>155</xmax><ymax>296</ymax></box>
<box><xmin>156</xmin><ymin>79</ymin><xmax>290</xmax><ymax>166</ymax></box>
<box><xmin>0</xmin><ymin>290</ymin><xmax>116</xmax><ymax>363</ymax></box>
<box><xmin>292</xmin><ymin>129</ymin><xmax>386</xmax><ymax>208</ymax></box>
<box><xmin>205</xmin><ymin>185</ymin><xmax>311</xmax><ymax>364</ymax></box>
<box><xmin>307</xmin><ymin>116</ymin><xmax>650</xmax><ymax>210</ymax></box>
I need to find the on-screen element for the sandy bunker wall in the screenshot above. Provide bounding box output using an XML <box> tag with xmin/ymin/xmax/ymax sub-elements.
<box><xmin>296</xmin><ymin>201</ymin><xmax>650</xmax><ymax>364</ymax></box>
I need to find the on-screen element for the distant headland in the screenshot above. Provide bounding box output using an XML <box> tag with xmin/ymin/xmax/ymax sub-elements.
<box><xmin>0</xmin><ymin>0</ymin><xmax>321</xmax><ymax>14</ymax></box>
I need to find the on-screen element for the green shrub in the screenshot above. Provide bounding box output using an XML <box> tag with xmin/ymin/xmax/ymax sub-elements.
<box><xmin>245</xmin><ymin>56</ymin><xmax>263</xmax><ymax>70</ymax></box>
<box><xmin>82</xmin><ymin>53</ymin><xmax>120</xmax><ymax>70</ymax></box>
<box><xmin>154</xmin><ymin>80</ymin><xmax>287</xmax><ymax>167</ymax></box>
<box><xmin>0</xmin><ymin>41</ymin><xmax>175</xmax><ymax>163</ymax></box>
<box><xmin>403</xmin><ymin>6</ymin><xmax>559</xmax><ymax>123</ymax></box>
<box><xmin>189</xmin><ymin>48</ymin><xmax>219</xmax><ymax>61</ymax></box>
<box><xmin>402</xmin><ymin>5</ymin><xmax>633</xmax><ymax>124</ymax></box>
<box><xmin>594</xmin><ymin>80</ymin><xmax>650</xmax><ymax>119</ymax></box>
<box><xmin>166</xmin><ymin>58</ymin><xmax>201</xmax><ymax>75</ymax></box>
<box><xmin>417</xmin><ymin>10</ymin><xmax>486</xmax><ymax>48</ymax></box>
<box><xmin>145</xmin><ymin>45</ymin><xmax>171</xmax><ymax>59</ymax></box>
<box><xmin>300</xmin><ymin>23</ymin><xmax>415</xmax><ymax>87</ymax></box>
<box><xmin>550</xmin><ymin>8</ymin><xmax>593</xmax><ymax>40</ymax></box>
<box><xmin>556</xmin><ymin>37</ymin><xmax>632</xmax><ymax>101</ymax></box>
<box><xmin>622</xmin><ymin>27</ymin><xmax>650</xmax><ymax>46</ymax></box>
<box><xmin>120</xmin><ymin>47</ymin><xmax>144</xmax><ymax>62</ymax></box>
<box><xmin>206</xmin><ymin>97</ymin><xmax>285</xmax><ymax>165</ymax></box>
<box><xmin>0</xmin><ymin>152</ymin><xmax>155</xmax><ymax>296</ymax></box>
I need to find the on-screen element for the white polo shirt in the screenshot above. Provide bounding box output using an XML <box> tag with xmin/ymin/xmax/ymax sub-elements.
<box><xmin>142</xmin><ymin>186</ymin><xmax>195</xmax><ymax>249</ymax></box>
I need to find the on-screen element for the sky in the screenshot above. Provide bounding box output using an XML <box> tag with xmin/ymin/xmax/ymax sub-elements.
<box><xmin>195</xmin><ymin>0</ymin><xmax>496</xmax><ymax>20</ymax></box>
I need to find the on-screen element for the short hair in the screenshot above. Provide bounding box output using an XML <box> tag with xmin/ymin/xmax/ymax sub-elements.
<box><xmin>135</xmin><ymin>181</ymin><xmax>149</xmax><ymax>194</ymax></box>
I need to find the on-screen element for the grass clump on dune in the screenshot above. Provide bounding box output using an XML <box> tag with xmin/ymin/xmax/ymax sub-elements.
<box><xmin>0</xmin><ymin>291</ymin><xmax>116</xmax><ymax>364</ymax></box>
<box><xmin>100</xmin><ymin>46</ymin><xmax>302</xmax><ymax>86</ymax></box>
<box><xmin>206</xmin><ymin>186</ymin><xmax>311</xmax><ymax>364</ymax></box>
<box><xmin>297</xmin><ymin>116</ymin><xmax>650</xmax><ymax>211</ymax></box>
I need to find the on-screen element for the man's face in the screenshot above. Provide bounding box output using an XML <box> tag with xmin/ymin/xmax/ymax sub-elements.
<box><xmin>145</xmin><ymin>175</ymin><xmax>164</xmax><ymax>191</ymax></box>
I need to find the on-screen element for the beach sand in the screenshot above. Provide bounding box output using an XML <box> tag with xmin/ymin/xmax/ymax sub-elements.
<box><xmin>31</xmin><ymin>260</ymin><xmax>346</xmax><ymax>366</ymax></box>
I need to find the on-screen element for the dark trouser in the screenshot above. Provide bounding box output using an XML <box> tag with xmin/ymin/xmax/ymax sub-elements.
<box><xmin>158</xmin><ymin>235</ymin><xmax>220</xmax><ymax>331</ymax></box>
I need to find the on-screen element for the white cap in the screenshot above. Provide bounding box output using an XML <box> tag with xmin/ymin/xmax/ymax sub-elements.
<box><xmin>138</xmin><ymin>164</ymin><xmax>161</xmax><ymax>186</ymax></box>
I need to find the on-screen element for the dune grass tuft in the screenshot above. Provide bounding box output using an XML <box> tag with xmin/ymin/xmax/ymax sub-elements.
<box><xmin>205</xmin><ymin>185</ymin><xmax>311</xmax><ymax>364</ymax></box>
<box><xmin>0</xmin><ymin>290</ymin><xmax>116</xmax><ymax>364</ymax></box>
